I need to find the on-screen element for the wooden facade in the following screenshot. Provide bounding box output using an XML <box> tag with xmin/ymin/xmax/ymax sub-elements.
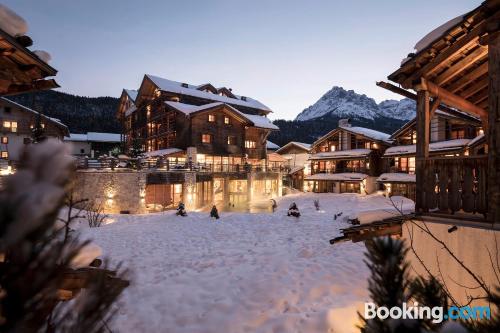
<box><xmin>117</xmin><ymin>75</ymin><xmax>276</xmax><ymax>165</ymax></box>
<box><xmin>305</xmin><ymin>119</ymin><xmax>390</xmax><ymax>194</ymax></box>
<box><xmin>379</xmin><ymin>0</ymin><xmax>500</xmax><ymax>222</ymax></box>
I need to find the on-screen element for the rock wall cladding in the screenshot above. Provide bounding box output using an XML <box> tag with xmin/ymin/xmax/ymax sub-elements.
<box><xmin>73</xmin><ymin>171</ymin><xmax>147</xmax><ymax>214</ymax></box>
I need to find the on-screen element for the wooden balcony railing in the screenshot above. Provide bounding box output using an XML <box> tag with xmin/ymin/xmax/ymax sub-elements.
<box><xmin>311</xmin><ymin>167</ymin><xmax>367</xmax><ymax>175</ymax></box>
<box><xmin>418</xmin><ymin>156</ymin><xmax>488</xmax><ymax>217</ymax></box>
<box><xmin>75</xmin><ymin>157</ymin><xmax>283</xmax><ymax>173</ymax></box>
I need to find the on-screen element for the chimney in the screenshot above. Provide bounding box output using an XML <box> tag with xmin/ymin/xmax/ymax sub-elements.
<box><xmin>338</xmin><ymin>118</ymin><xmax>351</xmax><ymax>127</ymax></box>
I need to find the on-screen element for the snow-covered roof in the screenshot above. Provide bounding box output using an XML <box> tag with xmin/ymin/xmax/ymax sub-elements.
<box><xmin>146</xmin><ymin>75</ymin><xmax>271</xmax><ymax>113</ymax></box>
<box><xmin>165</xmin><ymin>101</ymin><xmax>278</xmax><ymax>130</ymax></box>
<box><xmin>467</xmin><ymin>134</ymin><xmax>485</xmax><ymax>147</ymax></box>
<box><xmin>0</xmin><ymin>4</ymin><xmax>28</xmax><ymax>37</ymax></box>
<box><xmin>276</xmin><ymin>141</ymin><xmax>311</xmax><ymax>154</ymax></box>
<box><xmin>289</xmin><ymin>166</ymin><xmax>304</xmax><ymax>175</ymax></box>
<box><xmin>124</xmin><ymin>104</ymin><xmax>137</xmax><ymax>117</ymax></box>
<box><xmin>65</xmin><ymin>132</ymin><xmax>122</xmax><ymax>143</ymax></box>
<box><xmin>305</xmin><ymin>173</ymin><xmax>367</xmax><ymax>181</ymax></box>
<box><xmin>376</xmin><ymin>173</ymin><xmax>416</xmax><ymax>183</ymax></box>
<box><xmin>341</xmin><ymin>126</ymin><xmax>391</xmax><ymax>142</ymax></box>
<box><xmin>384</xmin><ymin>139</ymin><xmax>471</xmax><ymax>156</ymax></box>
<box><xmin>165</xmin><ymin>101</ymin><xmax>223</xmax><ymax>115</ymax></box>
<box><xmin>65</xmin><ymin>133</ymin><xmax>87</xmax><ymax>142</ymax></box>
<box><xmin>414</xmin><ymin>15</ymin><xmax>464</xmax><ymax>53</ymax></box>
<box><xmin>267</xmin><ymin>152</ymin><xmax>287</xmax><ymax>163</ymax></box>
<box><xmin>124</xmin><ymin>89</ymin><xmax>138</xmax><ymax>102</ymax></box>
<box><xmin>144</xmin><ymin>148</ymin><xmax>183</xmax><ymax>158</ymax></box>
<box><xmin>266</xmin><ymin>140</ymin><xmax>280</xmax><ymax>150</ymax></box>
<box><xmin>309</xmin><ymin>148</ymin><xmax>371</xmax><ymax>160</ymax></box>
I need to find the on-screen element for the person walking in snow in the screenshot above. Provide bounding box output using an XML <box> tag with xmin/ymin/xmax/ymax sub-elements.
<box><xmin>287</xmin><ymin>202</ymin><xmax>300</xmax><ymax>218</ymax></box>
<box><xmin>176</xmin><ymin>202</ymin><xmax>187</xmax><ymax>217</ymax></box>
<box><xmin>210</xmin><ymin>205</ymin><xmax>220</xmax><ymax>220</ymax></box>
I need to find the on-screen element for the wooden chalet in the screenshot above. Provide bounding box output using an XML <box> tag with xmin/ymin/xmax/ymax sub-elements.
<box><xmin>275</xmin><ymin>141</ymin><xmax>312</xmax><ymax>191</ymax></box>
<box><xmin>378</xmin><ymin>0</ymin><xmax>500</xmax><ymax>222</ymax></box>
<box><xmin>305</xmin><ymin>119</ymin><xmax>391</xmax><ymax>194</ymax></box>
<box><xmin>0</xmin><ymin>97</ymin><xmax>68</xmax><ymax>163</ymax></box>
<box><xmin>115</xmin><ymin>75</ymin><xmax>281</xmax><ymax>211</ymax></box>
<box><xmin>378</xmin><ymin>109</ymin><xmax>482</xmax><ymax>200</ymax></box>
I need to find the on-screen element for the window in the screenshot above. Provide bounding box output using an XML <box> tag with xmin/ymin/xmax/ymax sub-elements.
<box><xmin>224</xmin><ymin>116</ymin><xmax>230</xmax><ymax>125</ymax></box>
<box><xmin>1</xmin><ymin>151</ymin><xmax>8</xmax><ymax>159</ymax></box>
<box><xmin>208</xmin><ymin>114</ymin><xmax>215</xmax><ymax>122</ymax></box>
<box><xmin>3</xmin><ymin>121</ymin><xmax>17</xmax><ymax>133</ymax></box>
<box><xmin>245</xmin><ymin>140</ymin><xmax>256</xmax><ymax>149</ymax></box>
<box><xmin>330</xmin><ymin>145</ymin><xmax>336</xmax><ymax>152</ymax></box>
<box><xmin>80</xmin><ymin>148</ymin><xmax>85</xmax><ymax>154</ymax></box>
<box><xmin>1</xmin><ymin>137</ymin><xmax>7</xmax><ymax>144</ymax></box>
<box><xmin>227</xmin><ymin>136</ymin><xmax>236</xmax><ymax>145</ymax></box>
<box><xmin>4</xmin><ymin>107</ymin><xmax>11</xmax><ymax>113</ymax></box>
<box><xmin>202</xmin><ymin>134</ymin><xmax>212</xmax><ymax>143</ymax></box>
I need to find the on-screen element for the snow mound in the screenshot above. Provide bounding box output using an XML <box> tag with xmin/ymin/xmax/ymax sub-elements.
<box><xmin>33</xmin><ymin>50</ymin><xmax>51</xmax><ymax>63</ymax></box>
<box><xmin>0</xmin><ymin>4</ymin><xmax>28</xmax><ymax>37</ymax></box>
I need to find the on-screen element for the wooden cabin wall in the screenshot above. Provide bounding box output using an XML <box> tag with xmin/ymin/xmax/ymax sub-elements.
<box><xmin>245</xmin><ymin>127</ymin><xmax>268</xmax><ymax>160</ymax></box>
<box><xmin>189</xmin><ymin>110</ymin><xmax>246</xmax><ymax>156</ymax></box>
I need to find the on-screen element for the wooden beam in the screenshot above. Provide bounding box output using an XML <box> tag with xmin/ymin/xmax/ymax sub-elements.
<box><xmin>487</xmin><ymin>30</ymin><xmax>500</xmax><ymax>222</ymax></box>
<box><xmin>459</xmin><ymin>75</ymin><xmax>488</xmax><ymax>98</ymax></box>
<box><xmin>421</xmin><ymin>79</ymin><xmax>488</xmax><ymax>120</ymax></box>
<box><xmin>416</xmin><ymin>89</ymin><xmax>430</xmax><ymax>213</ymax></box>
<box><xmin>429</xmin><ymin>98</ymin><xmax>441</xmax><ymax>118</ymax></box>
<box><xmin>401</xmin><ymin>20</ymin><xmax>487</xmax><ymax>88</ymax></box>
<box><xmin>468</xmin><ymin>89</ymin><xmax>489</xmax><ymax>104</ymax></box>
<box><xmin>434</xmin><ymin>46</ymin><xmax>488</xmax><ymax>86</ymax></box>
<box><xmin>447</xmin><ymin>61</ymin><xmax>488</xmax><ymax>93</ymax></box>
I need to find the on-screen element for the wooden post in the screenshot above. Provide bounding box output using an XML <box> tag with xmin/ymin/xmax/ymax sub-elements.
<box><xmin>488</xmin><ymin>30</ymin><xmax>500</xmax><ymax>222</ymax></box>
<box><xmin>415</xmin><ymin>89</ymin><xmax>430</xmax><ymax>213</ymax></box>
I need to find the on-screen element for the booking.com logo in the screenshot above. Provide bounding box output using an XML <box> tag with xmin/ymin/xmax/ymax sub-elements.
<box><xmin>364</xmin><ymin>302</ymin><xmax>491</xmax><ymax>323</ymax></box>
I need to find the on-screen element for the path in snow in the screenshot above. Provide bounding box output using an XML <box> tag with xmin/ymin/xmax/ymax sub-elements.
<box><xmin>80</xmin><ymin>193</ymin><xmax>402</xmax><ymax>333</ymax></box>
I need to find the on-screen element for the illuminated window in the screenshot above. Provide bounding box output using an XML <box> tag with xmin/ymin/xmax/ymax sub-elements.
<box><xmin>1</xmin><ymin>151</ymin><xmax>8</xmax><ymax>159</ymax></box>
<box><xmin>202</xmin><ymin>134</ymin><xmax>212</xmax><ymax>143</ymax></box>
<box><xmin>3</xmin><ymin>121</ymin><xmax>17</xmax><ymax>132</ymax></box>
<box><xmin>224</xmin><ymin>116</ymin><xmax>230</xmax><ymax>125</ymax></box>
<box><xmin>330</xmin><ymin>145</ymin><xmax>336</xmax><ymax>152</ymax></box>
<box><xmin>227</xmin><ymin>136</ymin><xmax>236</xmax><ymax>145</ymax></box>
<box><xmin>1</xmin><ymin>137</ymin><xmax>7</xmax><ymax>144</ymax></box>
<box><xmin>245</xmin><ymin>140</ymin><xmax>256</xmax><ymax>149</ymax></box>
<box><xmin>208</xmin><ymin>114</ymin><xmax>215</xmax><ymax>122</ymax></box>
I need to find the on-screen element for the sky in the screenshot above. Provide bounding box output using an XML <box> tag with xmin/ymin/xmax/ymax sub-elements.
<box><xmin>5</xmin><ymin>0</ymin><xmax>478</xmax><ymax>120</ymax></box>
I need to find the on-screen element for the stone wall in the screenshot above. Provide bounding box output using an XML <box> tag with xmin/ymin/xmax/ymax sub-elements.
<box><xmin>72</xmin><ymin>170</ymin><xmax>147</xmax><ymax>214</ymax></box>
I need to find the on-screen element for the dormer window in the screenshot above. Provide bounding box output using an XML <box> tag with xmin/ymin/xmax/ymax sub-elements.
<box><xmin>241</xmin><ymin>96</ymin><xmax>247</xmax><ymax>101</ymax></box>
<box><xmin>208</xmin><ymin>114</ymin><xmax>215</xmax><ymax>122</ymax></box>
<box><xmin>181</xmin><ymin>83</ymin><xmax>189</xmax><ymax>88</ymax></box>
<box><xmin>224</xmin><ymin>116</ymin><xmax>230</xmax><ymax>125</ymax></box>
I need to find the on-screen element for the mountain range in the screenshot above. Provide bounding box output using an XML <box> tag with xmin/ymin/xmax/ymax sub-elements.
<box><xmin>8</xmin><ymin>86</ymin><xmax>415</xmax><ymax>147</ymax></box>
<box><xmin>296</xmin><ymin>86</ymin><xmax>415</xmax><ymax>122</ymax></box>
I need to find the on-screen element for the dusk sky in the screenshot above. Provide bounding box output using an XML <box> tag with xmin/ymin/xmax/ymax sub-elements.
<box><xmin>6</xmin><ymin>0</ymin><xmax>478</xmax><ymax>120</ymax></box>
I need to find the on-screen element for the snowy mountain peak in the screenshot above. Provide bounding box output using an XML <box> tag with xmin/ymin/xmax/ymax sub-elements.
<box><xmin>295</xmin><ymin>86</ymin><xmax>416</xmax><ymax>122</ymax></box>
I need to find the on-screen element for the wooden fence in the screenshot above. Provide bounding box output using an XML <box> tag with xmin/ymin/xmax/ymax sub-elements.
<box><xmin>419</xmin><ymin>156</ymin><xmax>488</xmax><ymax>216</ymax></box>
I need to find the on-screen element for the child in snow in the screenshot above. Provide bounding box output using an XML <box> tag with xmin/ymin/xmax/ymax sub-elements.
<box><xmin>287</xmin><ymin>202</ymin><xmax>300</xmax><ymax>218</ymax></box>
<box><xmin>270</xmin><ymin>199</ymin><xmax>277</xmax><ymax>212</ymax></box>
<box><xmin>313</xmin><ymin>199</ymin><xmax>320</xmax><ymax>211</ymax></box>
<box><xmin>176</xmin><ymin>202</ymin><xmax>187</xmax><ymax>216</ymax></box>
<box><xmin>210</xmin><ymin>205</ymin><xmax>220</xmax><ymax>220</ymax></box>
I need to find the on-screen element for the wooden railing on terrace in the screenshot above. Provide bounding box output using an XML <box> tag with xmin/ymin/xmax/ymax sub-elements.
<box><xmin>311</xmin><ymin>166</ymin><xmax>367</xmax><ymax>175</ymax></box>
<box><xmin>418</xmin><ymin>156</ymin><xmax>488</xmax><ymax>218</ymax></box>
<box><xmin>75</xmin><ymin>157</ymin><xmax>284</xmax><ymax>173</ymax></box>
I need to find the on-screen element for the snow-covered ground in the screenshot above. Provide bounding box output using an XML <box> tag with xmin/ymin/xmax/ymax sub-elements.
<box><xmin>78</xmin><ymin>193</ymin><xmax>413</xmax><ymax>333</ymax></box>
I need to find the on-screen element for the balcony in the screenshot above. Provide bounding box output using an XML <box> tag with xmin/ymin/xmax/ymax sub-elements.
<box><xmin>418</xmin><ymin>156</ymin><xmax>488</xmax><ymax>220</ymax></box>
<box><xmin>311</xmin><ymin>166</ymin><xmax>367</xmax><ymax>175</ymax></box>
